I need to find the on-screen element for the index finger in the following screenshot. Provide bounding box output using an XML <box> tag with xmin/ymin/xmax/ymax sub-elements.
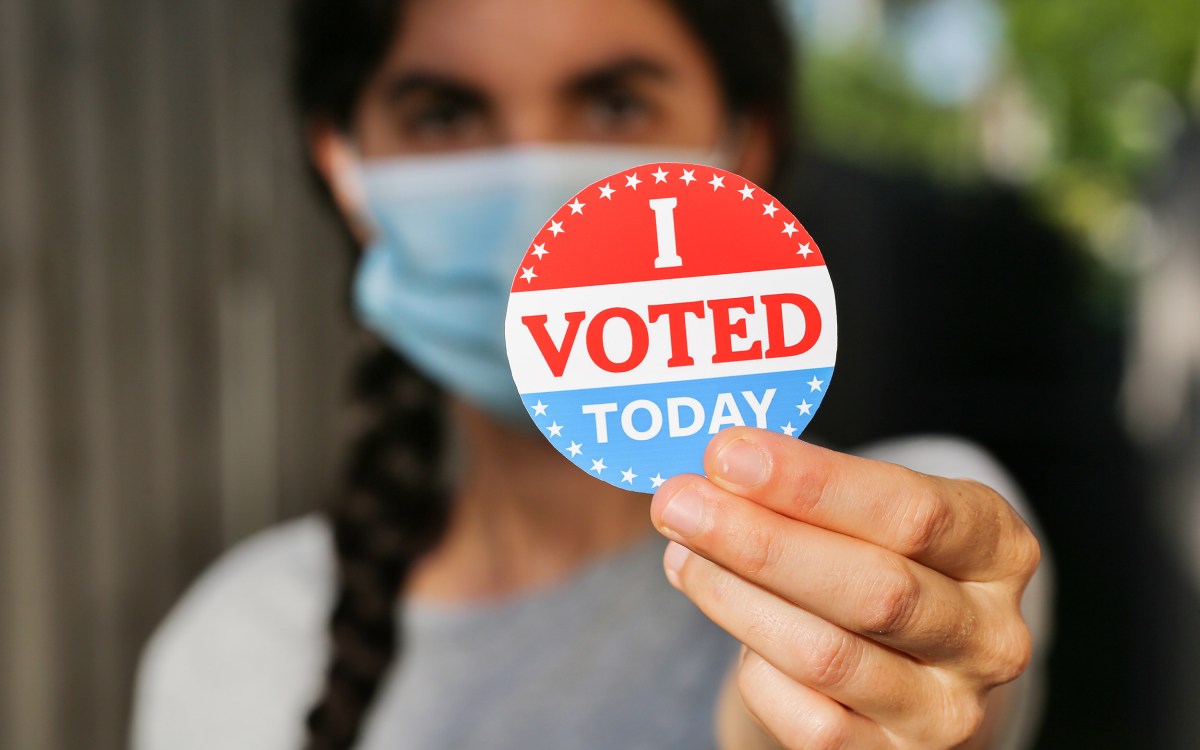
<box><xmin>703</xmin><ymin>427</ymin><xmax>1039</xmax><ymax>582</ymax></box>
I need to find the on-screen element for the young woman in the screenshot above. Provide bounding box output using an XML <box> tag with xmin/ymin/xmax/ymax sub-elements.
<box><xmin>133</xmin><ymin>1</ymin><xmax>1050</xmax><ymax>748</ymax></box>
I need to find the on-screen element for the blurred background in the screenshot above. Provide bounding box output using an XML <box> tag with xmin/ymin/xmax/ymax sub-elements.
<box><xmin>1</xmin><ymin>0</ymin><xmax>1197</xmax><ymax>749</ymax></box>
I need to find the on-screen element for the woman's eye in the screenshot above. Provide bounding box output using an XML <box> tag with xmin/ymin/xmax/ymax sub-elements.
<box><xmin>585</xmin><ymin>90</ymin><xmax>652</xmax><ymax>133</ymax></box>
<box><xmin>402</xmin><ymin>99</ymin><xmax>485</xmax><ymax>143</ymax></box>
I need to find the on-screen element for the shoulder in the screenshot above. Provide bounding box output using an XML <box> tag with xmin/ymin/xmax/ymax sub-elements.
<box><xmin>854</xmin><ymin>434</ymin><xmax>1024</xmax><ymax>501</ymax></box>
<box><xmin>130</xmin><ymin>515</ymin><xmax>334</xmax><ymax>750</ymax></box>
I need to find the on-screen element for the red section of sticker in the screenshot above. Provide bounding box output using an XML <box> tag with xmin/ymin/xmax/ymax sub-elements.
<box><xmin>510</xmin><ymin>165</ymin><xmax>824</xmax><ymax>293</ymax></box>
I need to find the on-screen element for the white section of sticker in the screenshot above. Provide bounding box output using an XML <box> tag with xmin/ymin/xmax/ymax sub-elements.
<box><xmin>506</xmin><ymin>266</ymin><xmax>837</xmax><ymax>394</ymax></box>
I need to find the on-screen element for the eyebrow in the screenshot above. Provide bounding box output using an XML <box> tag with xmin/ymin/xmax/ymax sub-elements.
<box><xmin>383</xmin><ymin>72</ymin><xmax>489</xmax><ymax>107</ymax></box>
<box><xmin>381</xmin><ymin>56</ymin><xmax>673</xmax><ymax>106</ymax></box>
<box><xmin>563</xmin><ymin>56</ymin><xmax>673</xmax><ymax>98</ymax></box>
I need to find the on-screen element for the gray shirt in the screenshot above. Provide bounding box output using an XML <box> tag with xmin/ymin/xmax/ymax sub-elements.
<box><xmin>131</xmin><ymin>436</ymin><xmax>1051</xmax><ymax>750</ymax></box>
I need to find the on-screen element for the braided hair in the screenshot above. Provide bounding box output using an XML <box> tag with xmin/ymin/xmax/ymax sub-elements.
<box><xmin>291</xmin><ymin>1</ymin><xmax>796</xmax><ymax>747</ymax></box>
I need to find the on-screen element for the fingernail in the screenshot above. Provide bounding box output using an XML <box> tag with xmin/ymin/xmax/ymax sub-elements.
<box><xmin>661</xmin><ymin>486</ymin><xmax>705</xmax><ymax>538</ymax></box>
<box><xmin>715</xmin><ymin>438</ymin><xmax>768</xmax><ymax>487</ymax></box>
<box><xmin>663</xmin><ymin>541</ymin><xmax>690</xmax><ymax>583</ymax></box>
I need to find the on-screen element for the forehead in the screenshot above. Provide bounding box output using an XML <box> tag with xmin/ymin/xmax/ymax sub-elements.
<box><xmin>380</xmin><ymin>0</ymin><xmax>718</xmax><ymax>93</ymax></box>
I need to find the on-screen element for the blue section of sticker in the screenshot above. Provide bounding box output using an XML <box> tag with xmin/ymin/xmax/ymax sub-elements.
<box><xmin>522</xmin><ymin>367</ymin><xmax>835</xmax><ymax>493</ymax></box>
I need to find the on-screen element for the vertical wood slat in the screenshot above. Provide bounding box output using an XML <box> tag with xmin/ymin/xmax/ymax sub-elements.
<box><xmin>137</xmin><ymin>0</ymin><xmax>180</xmax><ymax>628</ymax></box>
<box><xmin>0</xmin><ymin>0</ymin><xmax>352</xmax><ymax>748</ymax></box>
<box><xmin>73</xmin><ymin>0</ymin><xmax>125</xmax><ymax>743</ymax></box>
<box><xmin>214</xmin><ymin>0</ymin><xmax>281</xmax><ymax>543</ymax></box>
<box><xmin>0</xmin><ymin>0</ymin><xmax>59</xmax><ymax>746</ymax></box>
<box><xmin>157</xmin><ymin>0</ymin><xmax>227</xmax><ymax>580</ymax></box>
<box><xmin>269</xmin><ymin>9</ymin><xmax>353</xmax><ymax>523</ymax></box>
<box><xmin>92</xmin><ymin>0</ymin><xmax>177</xmax><ymax>740</ymax></box>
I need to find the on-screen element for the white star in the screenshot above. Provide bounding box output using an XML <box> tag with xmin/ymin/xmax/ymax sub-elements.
<box><xmin>807</xmin><ymin>376</ymin><xmax>824</xmax><ymax>392</ymax></box>
<box><xmin>797</xmin><ymin>400</ymin><xmax>813</xmax><ymax>416</ymax></box>
<box><xmin>708</xmin><ymin>174</ymin><xmax>725</xmax><ymax>190</ymax></box>
<box><xmin>625</xmin><ymin>173</ymin><xmax>642</xmax><ymax>190</ymax></box>
<box><xmin>652</xmin><ymin>167</ymin><xmax>669</xmax><ymax>183</ymax></box>
<box><xmin>520</xmin><ymin>266</ymin><xmax>537</xmax><ymax>283</ymax></box>
<box><xmin>762</xmin><ymin>201</ymin><xmax>779</xmax><ymax>217</ymax></box>
<box><xmin>650</xmin><ymin>473</ymin><xmax>666</xmax><ymax>489</ymax></box>
<box><xmin>531</xmin><ymin>243</ymin><xmax>548</xmax><ymax>260</ymax></box>
<box><xmin>782</xmin><ymin>221</ymin><xmax>798</xmax><ymax>237</ymax></box>
<box><xmin>621</xmin><ymin>468</ymin><xmax>638</xmax><ymax>485</ymax></box>
<box><xmin>568</xmin><ymin>199</ymin><xmax>586</xmax><ymax>215</ymax></box>
<box><xmin>547</xmin><ymin>220</ymin><xmax>564</xmax><ymax>236</ymax></box>
<box><xmin>546</xmin><ymin>421</ymin><xmax>564</xmax><ymax>438</ymax></box>
<box><xmin>739</xmin><ymin>184</ymin><xmax>755</xmax><ymax>200</ymax></box>
<box><xmin>590</xmin><ymin>458</ymin><xmax>607</xmax><ymax>474</ymax></box>
<box><xmin>680</xmin><ymin>169</ymin><xmax>696</xmax><ymax>185</ymax></box>
<box><xmin>599</xmin><ymin>183</ymin><xmax>615</xmax><ymax>199</ymax></box>
<box><xmin>797</xmin><ymin>242</ymin><xmax>813</xmax><ymax>258</ymax></box>
<box><xmin>780</xmin><ymin>422</ymin><xmax>797</xmax><ymax>437</ymax></box>
<box><xmin>530</xmin><ymin>400</ymin><xmax>549</xmax><ymax>417</ymax></box>
<box><xmin>567</xmin><ymin>441</ymin><xmax>583</xmax><ymax>457</ymax></box>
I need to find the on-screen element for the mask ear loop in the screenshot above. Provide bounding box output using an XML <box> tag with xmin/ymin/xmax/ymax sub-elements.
<box><xmin>706</xmin><ymin>117</ymin><xmax>751</xmax><ymax>173</ymax></box>
<box><xmin>327</xmin><ymin>133</ymin><xmax>377</xmax><ymax>239</ymax></box>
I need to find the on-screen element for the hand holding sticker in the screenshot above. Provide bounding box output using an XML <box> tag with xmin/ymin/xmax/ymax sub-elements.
<box><xmin>505</xmin><ymin>162</ymin><xmax>1039</xmax><ymax>749</ymax></box>
<box><xmin>505</xmin><ymin>162</ymin><xmax>837</xmax><ymax>493</ymax></box>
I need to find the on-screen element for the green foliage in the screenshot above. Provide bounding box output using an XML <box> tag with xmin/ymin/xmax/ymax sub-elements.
<box><xmin>802</xmin><ymin>51</ymin><xmax>983</xmax><ymax>180</ymax></box>
<box><xmin>1008</xmin><ymin>0</ymin><xmax>1198</xmax><ymax>176</ymax></box>
<box><xmin>799</xmin><ymin>0</ymin><xmax>1200</xmax><ymax>267</ymax></box>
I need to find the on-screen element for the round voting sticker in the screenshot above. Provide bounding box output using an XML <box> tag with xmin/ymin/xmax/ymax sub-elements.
<box><xmin>505</xmin><ymin>163</ymin><xmax>837</xmax><ymax>493</ymax></box>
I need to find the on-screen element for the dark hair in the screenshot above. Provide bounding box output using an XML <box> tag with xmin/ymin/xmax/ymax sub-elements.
<box><xmin>292</xmin><ymin>1</ymin><xmax>796</xmax><ymax>747</ymax></box>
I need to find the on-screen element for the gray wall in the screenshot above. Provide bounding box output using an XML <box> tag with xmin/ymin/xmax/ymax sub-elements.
<box><xmin>0</xmin><ymin>0</ymin><xmax>354</xmax><ymax>747</ymax></box>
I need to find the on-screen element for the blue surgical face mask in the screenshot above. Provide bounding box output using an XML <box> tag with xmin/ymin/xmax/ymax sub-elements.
<box><xmin>348</xmin><ymin>143</ymin><xmax>724</xmax><ymax>424</ymax></box>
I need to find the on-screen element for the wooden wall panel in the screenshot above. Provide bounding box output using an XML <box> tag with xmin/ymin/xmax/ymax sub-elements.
<box><xmin>0</xmin><ymin>1</ymin><xmax>353</xmax><ymax>748</ymax></box>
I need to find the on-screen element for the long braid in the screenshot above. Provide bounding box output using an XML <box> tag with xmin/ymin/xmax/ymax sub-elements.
<box><xmin>304</xmin><ymin>344</ymin><xmax>451</xmax><ymax>750</ymax></box>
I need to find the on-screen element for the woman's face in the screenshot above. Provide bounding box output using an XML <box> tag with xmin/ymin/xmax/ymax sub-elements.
<box><xmin>350</xmin><ymin>0</ymin><xmax>731</xmax><ymax>157</ymax></box>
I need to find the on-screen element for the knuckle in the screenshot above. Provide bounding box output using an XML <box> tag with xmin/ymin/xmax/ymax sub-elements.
<box><xmin>735</xmin><ymin>656</ymin><xmax>757</xmax><ymax>696</ymax></box>
<box><xmin>786</xmin><ymin>482</ymin><xmax>825</xmax><ymax>521</ymax></box>
<box><xmin>1012</xmin><ymin>526</ymin><xmax>1042</xmax><ymax>581</ymax></box>
<box><xmin>938</xmin><ymin>689</ymin><xmax>988</xmax><ymax>747</ymax></box>
<box><xmin>896</xmin><ymin>479</ymin><xmax>952</xmax><ymax>558</ymax></box>
<box><xmin>737</xmin><ymin>650</ymin><xmax>850</xmax><ymax>750</ymax></box>
<box><xmin>983</xmin><ymin>483</ymin><xmax>1042</xmax><ymax>581</ymax></box>
<box><xmin>735</xmin><ymin>648</ymin><xmax>770</xmax><ymax>697</ymax></box>
<box><xmin>987</xmin><ymin>617</ymin><xmax>1035</xmax><ymax>684</ymax></box>
<box><xmin>730</xmin><ymin>519</ymin><xmax>779</xmax><ymax>579</ymax></box>
<box><xmin>858</xmin><ymin>563</ymin><xmax>921</xmax><ymax>636</ymax></box>
<box><xmin>803</xmin><ymin>628</ymin><xmax>861</xmax><ymax>690</ymax></box>
<box><xmin>782</xmin><ymin>452</ymin><xmax>835</xmax><ymax>521</ymax></box>
<box><xmin>705</xmin><ymin>565</ymin><xmax>741</xmax><ymax>608</ymax></box>
<box><xmin>798</xmin><ymin>712</ymin><xmax>850</xmax><ymax>750</ymax></box>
